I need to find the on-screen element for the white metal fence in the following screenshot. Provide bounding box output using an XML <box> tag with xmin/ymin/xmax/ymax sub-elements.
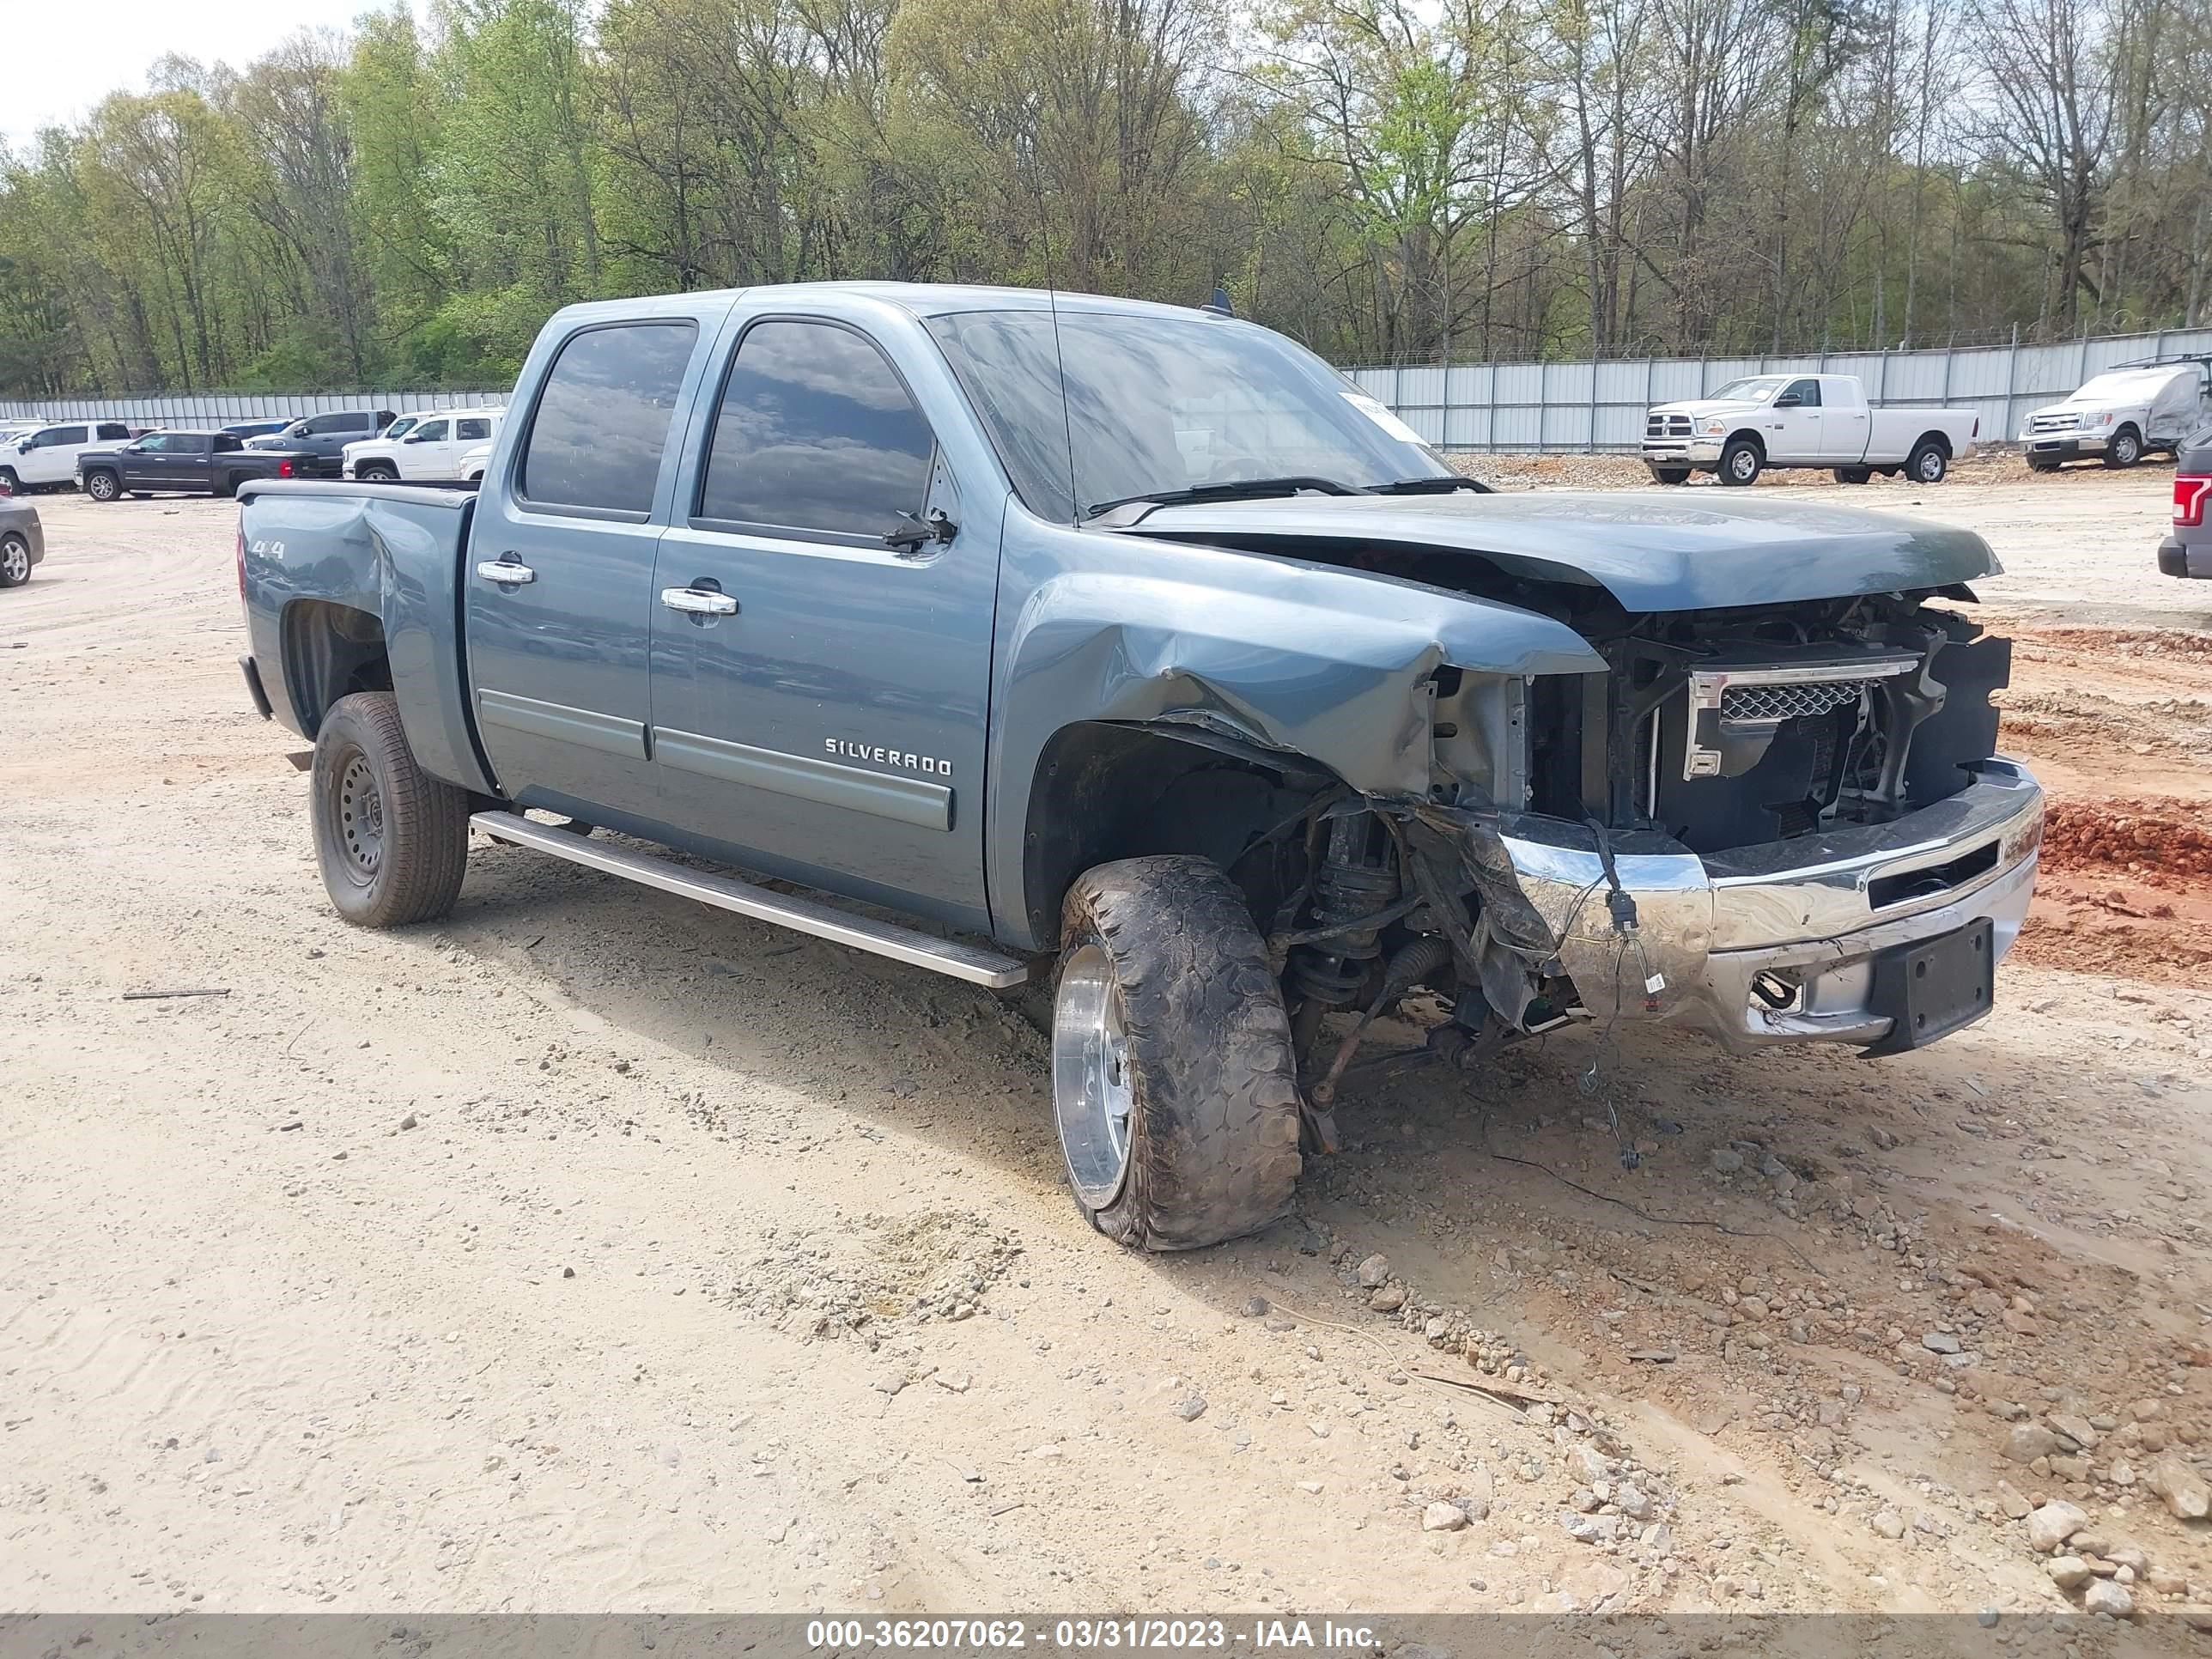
<box><xmin>4</xmin><ymin>323</ymin><xmax>2210</xmax><ymax>453</ymax></box>
<box><xmin>1346</xmin><ymin>326</ymin><xmax>2212</xmax><ymax>453</ymax></box>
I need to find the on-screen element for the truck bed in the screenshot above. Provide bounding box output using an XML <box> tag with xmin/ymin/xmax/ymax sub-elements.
<box><xmin>237</xmin><ymin>479</ymin><xmax>497</xmax><ymax>795</ymax></box>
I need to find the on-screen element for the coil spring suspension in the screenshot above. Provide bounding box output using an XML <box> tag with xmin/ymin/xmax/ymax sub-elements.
<box><xmin>1291</xmin><ymin>814</ymin><xmax>1399</xmax><ymax>1010</ymax></box>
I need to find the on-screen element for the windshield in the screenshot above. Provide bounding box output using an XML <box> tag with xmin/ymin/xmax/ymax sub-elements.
<box><xmin>923</xmin><ymin>307</ymin><xmax>1449</xmax><ymax>520</ymax></box>
<box><xmin>1710</xmin><ymin>376</ymin><xmax>1790</xmax><ymax>403</ymax></box>
<box><xmin>384</xmin><ymin>416</ymin><xmax>417</xmax><ymax>441</ymax></box>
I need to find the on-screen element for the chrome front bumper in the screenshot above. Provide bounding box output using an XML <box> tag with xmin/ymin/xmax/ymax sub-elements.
<box><xmin>1497</xmin><ymin>758</ymin><xmax>2043</xmax><ymax>1053</ymax></box>
<box><xmin>2023</xmin><ymin>430</ymin><xmax>2104</xmax><ymax>455</ymax></box>
<box><xmin>1643</xmin><ymin>440</ymin><xmax>1723</xmax><ymax>466</ymax></box>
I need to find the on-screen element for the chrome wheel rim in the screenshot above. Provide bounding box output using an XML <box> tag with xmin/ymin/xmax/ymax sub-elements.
<box><xmin>337</xmin><ymin>752</ymin><xmax>386</xmax><ymax>878</ymax></box>
<box><xmin>88</xmin><ymin>474</ymin><xmax>114</xmax><ymax>500</ymax></box>
<box><xmin>1053</xmin><ymin>943</ymin><xmax>1134</xmax><ymax>1207</ymax></box>
<box><xmin>2115</xmin><ymin>435</ymin><xmax>2137</xmax><ymax>464</ymax></box>
<box><xmin>0</xmin><ymin>538</ymin><xmax>25</xmax><ymax>583</ymax></box>
<box><xmin>1729</xmin><ymin>450</ymin><xmax>1755</xmax><ymax>482</ymax></box>
<box><xmin>1917</xmin><ymin>452</ymin><xmax>1942</xmax><ymax>481</ymax></box>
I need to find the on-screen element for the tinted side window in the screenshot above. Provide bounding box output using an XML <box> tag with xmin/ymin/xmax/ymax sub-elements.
<box><xmin>1784</xmin><ymin>379</ymin><xmax>1821</xmax><ymax>407</ymax></box>
<box><xmin>182</xmin><ymin>434</ymin><xmax>211</xmax><ymax>454</ymax></box>
<box><xmin>413</xmin><ymin>419</ymin><xmax>450</xmax><ymax>443</ymax></box>
<box><xmin>456</xmin><ymin>417</ymin><xmax>490</xmax><ymax>441</ymax></box>
<box><xmin>98</xmin><ymin>423</ymin><xmax>130</xmax><ymax>440</ymax></box>
<box><xmin>699</xmin><ymin>319</ymin><xmax>934</xmax><ymax>538</ymax></box>
<box><xmin>522</xmin><ymin>321</ymin><xmax>697</xmax><ymax>514</ymax></box>
<box><xmin>44</xmin><ymin>426</ymin><xmax>88</xmax><ymax>447</ymax></box>
<box><xmin>216</xmin><ymin>434</ymin><xmax>241</xmax><ymax>452</ymax></box>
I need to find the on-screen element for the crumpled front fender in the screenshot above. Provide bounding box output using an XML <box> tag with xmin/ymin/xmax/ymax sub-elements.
<box><xmin>986</xmin><ymin>541</ymin><xmax>1603</xmax><ymax>949</ymax></box>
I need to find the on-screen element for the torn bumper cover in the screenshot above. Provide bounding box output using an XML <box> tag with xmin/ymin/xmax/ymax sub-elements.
<box><xmin>1436</xmin><ymin>758</ymin><xmax>2044</xmax><ymax>1054</ymax></box>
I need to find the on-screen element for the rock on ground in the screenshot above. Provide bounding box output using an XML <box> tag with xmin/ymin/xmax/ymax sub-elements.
<box><xmin>2025</xmin><ymin>1500</ymin><xmax>2088</xmax><ymax>1553</ymax></box>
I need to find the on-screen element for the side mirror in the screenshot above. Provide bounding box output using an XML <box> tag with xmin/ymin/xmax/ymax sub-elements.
<box><xmin>1774</xmin><ymin>394</ymin><xmax>1802</xmax><ymax>409</ymax></box>
<box><xmin>884</xmin><ymin>506</ymin><xmax>958</xmax><ymax>553</ymax></box>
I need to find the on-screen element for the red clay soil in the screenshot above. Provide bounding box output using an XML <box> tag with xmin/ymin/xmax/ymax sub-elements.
<box><xmin>2018</xmin><ymin>798</ymin><xmax>2212</xmax><ymax>982</ymax></box>
<box><xmin>2039</xmin><ymin>796</ymin><xmax>2212</xmax><ymax>884</ymax></box>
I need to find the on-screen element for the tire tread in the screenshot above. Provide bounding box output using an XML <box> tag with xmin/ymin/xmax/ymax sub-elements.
<box><xmin>1060</xmin><ymin>855</ymin><xmax>1302</xmax><ymax>1252</ymax></box>
<box><xmin>313</xmin><ymin>690</ymin><xmax>470</xmax><ymax>927</ymax></box>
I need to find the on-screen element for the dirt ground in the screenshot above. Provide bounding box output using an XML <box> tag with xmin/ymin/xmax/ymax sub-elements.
<box><xmin>3</xmin><ymin>459</ymin><xmax>2211</xmax><ymax>1625</ymax></box>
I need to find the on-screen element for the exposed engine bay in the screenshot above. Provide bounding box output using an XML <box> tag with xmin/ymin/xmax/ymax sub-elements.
<box><xmin>1255</xmin><ymin>582</ymin><xmax>2026</xmax><ymax>1146</ymax></box>
<box><xmin>1504</xmin><ymin>594</ymin><xmax>2008</xmax><ymax>851</ymax></box>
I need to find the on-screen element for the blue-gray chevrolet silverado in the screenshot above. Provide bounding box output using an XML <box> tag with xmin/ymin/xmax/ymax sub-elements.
<box><xmin>237</xmin><ymin>283</ymin><xmax>2044</xmax><ymax>1251</ymax></box>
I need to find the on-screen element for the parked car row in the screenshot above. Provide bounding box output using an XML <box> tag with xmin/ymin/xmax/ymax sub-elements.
<box><xmin>1637</xmin><ymin>356</ymin><xmax>2212</xmax><ymax>489</ymax></box>
<box><xmin>0</xmin><ymin>405</ymin><xmax>511</xmax><ymax>501</ymax></box>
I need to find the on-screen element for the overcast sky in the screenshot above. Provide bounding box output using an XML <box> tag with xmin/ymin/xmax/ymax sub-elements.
<box><xmin>2</xmin><ymin>1</ymin><xmax>428</xmax><ymax>154</ymax></box>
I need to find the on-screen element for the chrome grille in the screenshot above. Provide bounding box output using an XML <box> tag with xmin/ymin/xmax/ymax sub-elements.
<box><xmin>2028</xmin><ymin>412</ymin><xmax>2080</xmax><ymax>434</ymax></box>
<box><xmin>1720</xmin><ymin>679</ymin><xmax>1872</xmax><ymax>723</ymax></box>
<box><xmin>1646</xmin><ymin>414</ymin><xmax>1692</xmax><ymax>438</ymax></box>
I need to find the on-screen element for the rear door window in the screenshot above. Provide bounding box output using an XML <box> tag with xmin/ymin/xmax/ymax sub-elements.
<box><xmin>520</xmin><ymin>320</ymin><xmax>698</xmax><ymax>516</ymax></box>
<box><xmin>97</xmin><ymin>422</ymin><xmax>130</xmax><ymax>441</ymax></box>
<box><xmin>456</xmin><ymin>417</ymin><xmax>491</xmax><ymax>441</ymax></box>
<box><xmin>696</xmin><ymin>319</ymin><xmax>934</xmax><ymax>540</ymax></box>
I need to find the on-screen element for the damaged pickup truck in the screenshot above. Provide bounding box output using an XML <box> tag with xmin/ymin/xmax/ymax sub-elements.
<box><xmin>235</xmin><ymin>283</ymin><xmax>2043</xmax><ymax>1252</ymax></box>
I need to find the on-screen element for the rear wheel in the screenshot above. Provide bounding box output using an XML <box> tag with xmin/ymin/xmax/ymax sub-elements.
<box><xmin>82</xmin><ymin>468</ymin><xmax>119</xmax><ymax>502</ymax></box>
<box><xmin>1719</xmin><ymin>439</ymin><xmax>1762</xmax><ymax>486</ymax></box>
<box><xmin>1907</xmin><ymin>440</ymin><xmax>1948</xmax><ymax>484</ymax></box>
<box><xmin>1052</xmin><ymin>855</ymin><xmax>1302</xmax><ymax>1251</ymax></box>
<box><xmin>0</xmin><ymin>532</ymin><xmax>30</xmax><ymax>587</ymax></box>
<box><xmin>311</xmin><ymin>690</ymin><xmax>470</xmax><ymax>927</ymax></box>
<box><xmin>1834</xmin><ymin>465</ymin><xmax>1872</xmax><ymax>484</ymax></box>
<box><xmin>2105</xmin><ymin>426</ymin><xmax>2142</xmax><ymax>468</ymax></box>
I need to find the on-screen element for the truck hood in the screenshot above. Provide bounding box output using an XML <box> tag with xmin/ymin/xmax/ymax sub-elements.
<box><xmin>1121</xmin><ymin>491</ymin><xmax>2000</xmax><ymax>611</ymax></box>
<box><xmin>1646</xmin><ymin>398</ymin><xmax>1764</xmax><ymax>422</ymax></box>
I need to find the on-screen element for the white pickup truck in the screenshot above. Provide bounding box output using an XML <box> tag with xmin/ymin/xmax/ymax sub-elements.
<box><xmin>1643</xmin><ymin>373</ymin><xmax>1978</xmax><ymax>487</ymax></box>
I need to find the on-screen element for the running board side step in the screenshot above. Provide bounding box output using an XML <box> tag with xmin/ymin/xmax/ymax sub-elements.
<box><xmin>469</xmin><ymin>811</ymin><xmax>1032</xmax><ymax>989</ymax></box>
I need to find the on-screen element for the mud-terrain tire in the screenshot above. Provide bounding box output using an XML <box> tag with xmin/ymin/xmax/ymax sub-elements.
<box><xmin>1906</xmin><ymin>439</ymin><xmax>1948</xmax><ymax>483</ymax></box>
<box><xmin>2104</xmin><ymin>425</ymin><xmax>2142</xmax><ymax>468</ymax></box>
<box><xmin>0</xmin><ymin>531</ymin><xmax>30</xmax><ymax>587</ymax></box>
<box><xmin>1834</xmin><ymin>465</ymin><xmax>1872</xmax><ymax>484</ymax></box>
<box><xmin>1719</xmin><ymin>438</ymin><xmax>1761</xmax><ymax>485</ymax></box>
<box><xmin>312</xmin><ymin>690</ymin><xmax>470</xmax><ymax>927</ymax></box>
<box><xmin>82</xmin><ymin>468</ymin><xmax>120</xmax><ymax>501</ymax></box>
<box><xmin>1052</xmin><ymin>855</ymin><xmax>1302</xmax><ymax>1251</ymax></box>
<box><xmin>1647</xmin><ymin>465</ymin><xmax>1691</xmax><ymax>485</ymax></box>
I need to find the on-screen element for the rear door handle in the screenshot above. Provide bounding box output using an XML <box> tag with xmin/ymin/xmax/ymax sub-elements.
<box><xmin>661</xmin><ymin>586</ymin><xmax>738</xmax><ymax>616</ymax></box>
<box><xmin>477</xmin><ymin>558</ymin><xmax>536</xmax><ymax>586</ymax></box>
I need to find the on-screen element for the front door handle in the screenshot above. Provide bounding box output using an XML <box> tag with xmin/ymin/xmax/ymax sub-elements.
<box><xmin>660</xmin><ymin>586</ymin><xmax>738</xmax><ymax>616</ymax></box>
<box><xmin>477</xmin><ymin>558</ymin><xmax>536</xmax><ymax>586</ymax></box>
